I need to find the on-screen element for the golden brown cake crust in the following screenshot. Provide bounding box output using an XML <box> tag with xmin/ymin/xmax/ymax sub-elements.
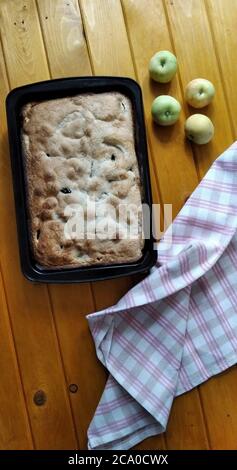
<box><xmin>21</xmin><ymin>92</ymin><xmax>144</xmax><ymax>268</ymax></box>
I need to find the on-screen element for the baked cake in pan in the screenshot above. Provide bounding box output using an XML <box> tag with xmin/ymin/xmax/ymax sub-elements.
<box><xmin>21</xmin><ymin>92</ymin><xmax>144</xmax><ymax>268</ymax></box>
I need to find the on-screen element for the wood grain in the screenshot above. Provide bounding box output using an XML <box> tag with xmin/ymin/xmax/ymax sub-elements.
<box><xmin>164</xmin><ymin>0</ymin><xmax>233</xmax><ymax>176</ymax></box>
<box><xmin>164</xmin><ymin>0</ymin><xmax>237</xmax><ymax>450</ymax></box>
<box><xmin>122</xmin><ymin>0</ymin><xmax>198</xmax><ymax>217</ymax></box>
<box><xmin>165</xmin><ymin>392</ymin><xmax>209</xmax><ymax>449</ymax></box>
<box><xmin>47</xmin><ymin>284</ymin><xmax>107</xmax><ymax>449</ymax></box>
<box><xmin>80</xmin><ymin>0</ymin><xmax>160</xmax><ymax>207</ymax></box>
<box><xmin>0</xmin><ymin>0</ymin><xmax>236</xmax><ymax>450</ymax></box>
<box><xmin>0</xmin><ymin>0</ymin><xmax>77</xmax><ymax>449</ymax></box>
<box><xmin>198</xmin><ymin>0</ymin><xmax>237</xmax><ymax>449</ymax></box>
<box><xmin>80</xmin><ymin>0</ymin><xmax>208</xmax><ymax>450</ymax></box>
<box><xmin>0</xmin><ymin>0</ymin><xmax>48</xmax><ymax>85</ymax></box>
<box><xmin>121</xmin><ymin>0</ymin><xmax>209</xmax><ymax>450</ymax></box>
<box><xmin>79</xmin><ymin>0</ymin><xmax>166</xmax><ymax>449</ymax></box>
<box><xmin>36</xmin><ymin>0</ymin><xmax>91</xmax><ymax>77</ymax></box>
<box><xmin>80</xmin><ymin>0</ymin><xmax>133</xmax><ymax>76</ymax></box>
<box><xmin>36</xmin><ymin>0</ymin><xmax>134</xmax><ymax>448</ymax></box>
<box><xmin>205</xmin><ymin>0</ymin><xmax>236</xmax><ymax>136</ymax></box>
<box><xmin>200</xmin><ymin>369</ymin><xmax>237</xmax><ymax>449</ymax></box>
<box><xmin>0</xmin><ymin>269</ymin><xmax>33</xmax><ymax>449</ymax></box>
<box><xmin>0</xmin><ymin>31</ymin><xmax>33</xmax><ymax>451</ymax></box>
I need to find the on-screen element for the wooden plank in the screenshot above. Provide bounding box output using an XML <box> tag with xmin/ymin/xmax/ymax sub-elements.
<box><xmin>165</xmin><ymin>0</ymin><xmax>237</xmax><ymax>450</ymax></box>
<box><xmin>79</xmin><ymin>0</ymin><xmax>167</xmax><ymax>449</ymax></box>
<box><xmin>122</xmin><ymin>0</ymin><xmax>199</xmax><ymax>217</ymax></box>
<box><xmin>47</xmin><ymin>284</ymin><xmax>107</xmax><ymax>450</ymax></box>
<box><xmin>80</xmin><ymin>0</ymin><xmax>134</xmax><ymax>77</ymax></box>
<box><xmin>0</xmin><ymin>269</ymin><xmax>33</xmax><ymax>449</ymax></box>
<box><xmin>164</xmin><ymin>0</ymin><xmax>233</xmax><ymax>176</ymax></box>
<box><xmin>165</xmin><ymin>393</ymin><xmax>209</xmax><ymax>450</ymax></box>
<box><xmin>205</xmin><ymin>0</ymin><xmax>236</xmax><ymax>137</ymax></box>
<box><xmin>0</xmin><ymin>0</ymin><xmax>48</xmax><ymax>86</ymax></box>
<box><xmin>198</xmin><ymin>0</ymin><xmax>237</xmax><ymax>449</ymax></box>
<box><xmin>79</xmin><ymin>0</ymin><xmax>160</xmax><ymax>207</ymax></box>
<box><xmin>79</xmin><ymin>0</ymin><xmax>160</xmax><ymax>330</ymax></box>
<box><xmin>36</xmin><ymin>0</ymin><xmax>91</xmax><ymax>77</ymax></box>
<box><xmin>92</xmin><ymin>276</ymin><xmax>134</xmax><ymax>310</ymax></box>
<box><xmin>200</xmin><ymin>369</ymin><xmax>237</xmax><ymax>449</ymax></box>
<box><xmin>36</xmin><ymin>0</ymin><xmax>131</xmax><ymax>448</ymax></box>
<box><xmin>0</xmin><ymin>0</ymin><xmax>77</xmax><ymax>449</ymax></box>
<box><xmin>121</xmin><ymin>0</ymin><xmax>208</xmax><ymax>450</ymax></box>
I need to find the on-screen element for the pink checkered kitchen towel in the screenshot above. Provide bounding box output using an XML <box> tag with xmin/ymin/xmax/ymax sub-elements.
<box><xmin>87</xmin><ymin>143</ymin><xmax>237</xmax><ymax>450</ymax></box>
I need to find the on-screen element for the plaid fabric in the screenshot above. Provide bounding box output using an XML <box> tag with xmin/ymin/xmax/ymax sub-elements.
<box><xmin>87</xmin><ymin>143</ymin><xmax>237</xmax><ymax>450</ymax></box>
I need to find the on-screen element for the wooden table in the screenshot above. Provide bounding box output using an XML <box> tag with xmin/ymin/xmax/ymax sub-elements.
<box><xmin>0</xmin><ymin>0</ymin><xmax>237</xmax><ymax>450</ymax></box>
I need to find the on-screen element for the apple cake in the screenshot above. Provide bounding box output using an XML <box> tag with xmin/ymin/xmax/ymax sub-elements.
<box><xmin>22</xmin><ymin>92</ymin><xmax>144</xmax><ymax>268</ymax></box>
<box><xmin>21</xmin><ymin>92</ymin><xmax>144</xmax><ymax>268</ymax></box>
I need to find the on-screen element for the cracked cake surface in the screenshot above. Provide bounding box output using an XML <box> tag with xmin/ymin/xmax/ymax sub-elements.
<box><xmin>21</xmin><ymin>92</ymin><xmax>144</xmax><ymax>268</ymax></box>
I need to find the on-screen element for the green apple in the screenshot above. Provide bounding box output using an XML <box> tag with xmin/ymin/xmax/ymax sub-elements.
<box><xmin>149</xmin><ymin>51</ymin><xmax>177</xmax><ymax>83</ymax></box>
<box><xmin>185</xmin><ymin>78</ymin><xmax>215</xmax><ymax>108</ymax></box>
<box><xmin>185</xmin><ymin>114</ymin><xmax>214</xmax><ymax>144</ymax></box>
<box><xmin>151</xmin><ymin>95</ymin><xmax>181</xmax><ymax>126</ymax></box>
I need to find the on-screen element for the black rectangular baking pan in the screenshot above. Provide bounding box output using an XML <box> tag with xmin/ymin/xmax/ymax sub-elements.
<box><xmin>6</xmin><ymin>77</ymin><xmax>157</xmax><ymax>283</ymax></box>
